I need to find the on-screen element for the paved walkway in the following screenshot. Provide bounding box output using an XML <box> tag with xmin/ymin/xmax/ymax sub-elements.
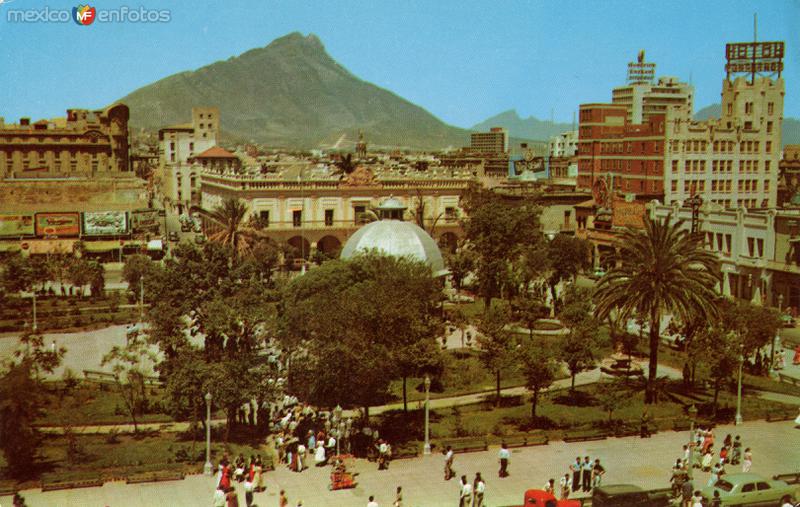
<box><xmin>4</xmin><ymin>419</ymin><xmax>798</xmax><ymax>507</ymax></box>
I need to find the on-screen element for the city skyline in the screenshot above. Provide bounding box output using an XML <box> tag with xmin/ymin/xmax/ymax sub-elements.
<box><xmin>0</xmin><ymin>0</ymin><xmax>798</xmax><ymax>130</ymax></box>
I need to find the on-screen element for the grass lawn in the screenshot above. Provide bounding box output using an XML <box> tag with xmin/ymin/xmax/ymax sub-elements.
<box><xmin>0</xmin><ymin>431</ymin><xmax>270</xmax><ymax>485</ymax></box>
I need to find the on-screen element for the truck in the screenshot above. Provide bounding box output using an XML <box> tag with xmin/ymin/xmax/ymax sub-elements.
<box><xmin>511</xmin><ymin>489</ymin><xmax>582</xmax><ymax>507</ymax></box>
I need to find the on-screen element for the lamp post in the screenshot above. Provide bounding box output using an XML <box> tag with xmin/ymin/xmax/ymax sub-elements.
<box><xmin>687</xmin><ymin>404</ymin><xmax>698</xmax><ymax>480</ymax></box>
<box><xmin>423</xmin><ymin>375</ymin><xmax>431</xmax><ymax>455</ymax></box>
<box><xmin>735</xmin><ymin>342</ymin><xmax>744</xmax><ymax>425</ymax></box>
<box><xmin>32</xmin><ymin>291</ymin><xmax>37</xmax><ymax>333</ymax></box>
<box><xmin>770</xmin><ymin>294</ymin><xmax>783</xmax><ymax>372</ymax></box>
<box><xmin>139</xmin><ymin>275</ymin><xmax>144</xmax><ymax>321</ymax></box>
<box><xmin>204</xmin><ymin>392</ymin><xmax>213</xmax><ymax>476</ymax></box>
<box><xmin>334</xmin><ymin>404</ymin><xmax>343</xmax><ymax>456</ymax></box>
<box><xmin>338</xmin><ymin>421</ymin><xmax>344</xmax><ymax>457</ymax></box>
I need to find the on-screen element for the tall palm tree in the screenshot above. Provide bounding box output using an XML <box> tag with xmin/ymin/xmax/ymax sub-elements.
<box><xmin>593</xmin><ymin>214</ymin><xmax>720</xmax><ymax>403</ymax></box>
<box><xmin>207</xmin><ymin>198</ymin><xmax>253</xmax><ymax>257</ymax></box>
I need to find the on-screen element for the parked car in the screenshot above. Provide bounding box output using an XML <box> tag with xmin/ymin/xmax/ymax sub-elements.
<box><xmin>701</xmin><ymin>473</ymin><xmax>798</xmax><ymax>507</ymax></box>
<box><xmin>511</xmin><ymin>489</ymin><xmax>581</xmax><ymax>507</ymax></box>
<box><xmin>591</xmin><ymin>484</ymin><xmax>670</xmax><ymax>507</ymax></box>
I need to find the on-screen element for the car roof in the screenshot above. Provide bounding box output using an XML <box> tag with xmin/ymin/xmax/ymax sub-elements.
<box><xmin>720</xmin><ymin>473</ymin><xmax>768</xmax><ymax>483</ymax></box>
<box><xmin>595</xmin><ymin>485</ymin><xmax>645</xmax><ymax>495</ymax></box>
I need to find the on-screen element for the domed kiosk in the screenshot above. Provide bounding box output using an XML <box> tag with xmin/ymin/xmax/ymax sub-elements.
<box><xmin>340</xmin><ymin>197</ymin><xmax>447</xmax><ymax>277</ymax></box>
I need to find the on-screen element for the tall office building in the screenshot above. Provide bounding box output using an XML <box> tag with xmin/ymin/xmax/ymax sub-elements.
<box><xmin>470</xmin><ymin>127</ymin><xmax>508</xmax><ymax>154</ymax></box>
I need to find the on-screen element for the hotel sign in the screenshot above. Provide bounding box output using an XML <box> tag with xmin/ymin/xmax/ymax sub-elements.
<box><xmin>725</xmin><ymin>41</ymin><xmax>784</xmax><ymax>79</ymax></box>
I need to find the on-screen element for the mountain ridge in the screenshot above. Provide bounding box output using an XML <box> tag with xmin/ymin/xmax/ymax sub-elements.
<box><xmin>471</xmin><ymin>109</ymin><xmax>574</xmax><ymax>141</ymax></box>
<box><xmin>117</xmin><ymin>32</ymin><xmax>470</xmax><ymax>149</ymax></box>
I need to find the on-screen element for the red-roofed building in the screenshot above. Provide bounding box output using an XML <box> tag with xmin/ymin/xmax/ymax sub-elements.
<box><xmin>190</xmin><ymin>146</ymin><xmax>241</xmax><ymax>173</ymax></box>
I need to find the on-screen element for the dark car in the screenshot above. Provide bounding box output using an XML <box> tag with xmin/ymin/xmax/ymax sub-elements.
<box><xmin>592</xmin><ymin>485</ymin><xmax>670</xmax><ymax>507</ymax></box>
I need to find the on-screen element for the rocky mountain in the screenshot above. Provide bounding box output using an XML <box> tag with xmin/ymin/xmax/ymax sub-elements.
<box><xmin>117</xmin><ymin>32</ymin><xmax>469</xmax><ymax>150</ymax></box>
<box><xmin>471</xmin><ymin>110</ymin><xmax>574</xmax><ymax>142</ymax></box>
<box><xmin>695</xmin><ymin>103</ymin><xmax>799</xmax><ymax>147</ymax></box>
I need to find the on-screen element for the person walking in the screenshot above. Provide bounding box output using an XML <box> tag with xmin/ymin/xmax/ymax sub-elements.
<box><xmin>681</xmin><ymin>480</ymin><xmax>694</xmax><ymax>507</ymax></box>
<box><xmin>570</xmin><ymin>457</ymin><xmax>582</xmax><ymax>492</ymax></box>
<box><xmin>544</xmin><ymin>479</ymin><xmax>555</xmax><ymax>495</ymax></box>
<box><xmin>640</xmin><ymin>409</ymin><xmax>651</xmax><ymax>438</ymax></box>
<box><xmin>473</xmin><ymin>473</ymin><xmax>486</xmax><ymax>507</ymax></box>
<box><xmin>279</xmin><ymin>490</ymin><xmax>289</xmax><ymax>507</ymax></box>
<box><xmin>393</xmin><ymin>486</ymin><xmax>403</xmax><ymax>507</ymax></box>
<box><xmin>444</xmin><ymin>446</ymin><xmax>455</xmax><ymax>480</ymax></box>
<box><xmin>592</xmin><ymin>459</ymin><xmax>605</xmax><ymax>488</ymax></box>
<box><xmin>691</xmin><ymin>490</ymin><xmax>704</xmax><ymax>507</ymax></box>
<box><xmin>225</xmin><ymin>486</ymin><xmax>239</xmax><ymax>507</ymax></box>
<box><xmin>582</xmin><ymin>456</ymin><xmax>593</xmax><ymax>493</ymax></box>
<box><xmin>367</xmin><ymin>495</ymin><xmax>379</xmax><ymax>507</ymax></box>
<box><xmin>498</xmin><ymin>443</ymin><xmax>510</xmax><ymax>478</ymax></box>
<box><xmin>559</xmin><ymin>473</ymin><xmax>572</xmax><ymax>499</ymax></box>
<box><xmin>213</xmin><ymin>485</ymin><xmax>226</xmax><ymax>507</ymax></box>
<box><xmin>742</xmin><ymin>448</ymin><xmax>752</xmax><ymax>472</ymax></box>
<box><xmin>459</xmin><ymin>475</ymin><xmax>473</xmax><ymax>507</ymax></box>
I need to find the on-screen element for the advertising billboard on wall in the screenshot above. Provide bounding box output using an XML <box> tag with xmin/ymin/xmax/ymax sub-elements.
<box><xmin>130</xmin><ymin>209</ymin><xmax>160</xmax><ymax>234</ymax></box>
<box><xmin>0</xmin><ymin>213</ymin><xmax>35</xmax><ymax>237</ymax></box>
<box><xmin>82</xmin><ymin>211</ymin><xmax>128</xmax><ymax>236</ymax></box>
<box><xmin>34</xmin><ymin>213</ymin><xmax>81</xmax><ymax>237</ymax></box>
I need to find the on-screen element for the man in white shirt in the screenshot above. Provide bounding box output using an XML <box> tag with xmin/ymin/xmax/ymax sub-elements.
<box><xmin>459</xmin><ymin>475</ymin><xmax>472</xmax><ymax>507</ymax></box>
<box><xmin>367</xmin><ymin>495</ymin><xmax>379</xmax><ymax>507</ymax></box>
<box><xmin>473</xmin><ymin>472</ymin><xmax>486</xmax><ymax>507</ymax></box>
<box><xmin>498</xmin><ymin>443</ymin><xmax>510</xmax><ymax>477</ymax></box>
<box><xmin>444</xmin><ymin>446</ymin><xmax>454</xmax><ymax>480</ymax></box>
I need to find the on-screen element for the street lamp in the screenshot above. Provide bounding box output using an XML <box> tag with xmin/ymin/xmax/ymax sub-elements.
<box><xmin>333</xmin><ymin>404</ymin><xmax>342</xmax><ymax>456</ymax></box>
<box><xmin>139</xmin><ymin>275</ymin><xmax>144</xmax><ymax>322</ymax></box>
<box><xmin>337</xmin><ymin>421</ymin><xmax>344</xmax><ymax>457</ymax></box>
<box><xmin>735</xmin><ymin>342</ymin><xmax>744</xmax><ymax>425</ymax></box>
<box><xmin>204</xmin><ymin>392</ymin><xmax>213</xmax><ymax>476</ymax></box>
<box><xmin>423</xmin><ymin>375</ymin><xmax>431</xmax><ymax>455</ymax></box>
<box><xmin>770</xmin><ymin>294</ymin><xmax>784</xmax><ymax>372</ymax></box>
<box><xmin>687</xmin><ymin>404</ymin><xmax>698</xmax><ymax>480</ymax></box>
<box><xmin>31</xmin><ymin>291</ymin><xmax>37</xmax><ymax>333</ymax></box>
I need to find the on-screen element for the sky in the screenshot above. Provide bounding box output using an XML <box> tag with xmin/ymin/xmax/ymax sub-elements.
<box><xmin>0</xmin><ymin>0</ymin><xmax>798</xmax><ymax>129</ymax></box>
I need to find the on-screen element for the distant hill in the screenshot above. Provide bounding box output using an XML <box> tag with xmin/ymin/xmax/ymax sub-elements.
<box><xmin>471</xmin><ymin>110</ymin><xmax>574</xmax><ymax>142</ymax></box>
<box><xmin>116</xmin><ymin>32</ymin><xmax>469</xmax><ymax>150</ymax></box>
<box><xmin>694</xmin><ymin>103</ymin><xmax>799</xmax><ymax>147</ymax></box>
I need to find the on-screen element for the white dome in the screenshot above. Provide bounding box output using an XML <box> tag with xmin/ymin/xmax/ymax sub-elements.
<box><xmin>341</xmin><ymin>220</ymin><xmax>446</xmax><ymax>276</ymax></box>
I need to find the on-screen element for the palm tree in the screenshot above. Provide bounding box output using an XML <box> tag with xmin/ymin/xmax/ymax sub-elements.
<box><xmin>593</xmin><ymin>214</ymin><xmax>720</xmax><ymax>404</ymax></box>
<box><xmin>207</xmin><ymin>198</ymin><xmax>253</xmax><ymax>257</ymax></box>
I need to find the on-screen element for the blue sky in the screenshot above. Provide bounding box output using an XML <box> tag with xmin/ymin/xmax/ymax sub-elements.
<box><xmin>0</xmin><ymin>0</ymin><xmax>798</xmax><ymax>128</ymax></box>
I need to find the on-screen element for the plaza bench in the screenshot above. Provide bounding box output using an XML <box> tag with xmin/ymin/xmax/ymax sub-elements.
<box><xmin>773</xmin><ymin>472</ymin><xmax>800</xmax><ymax>485</ymax></box>
<box><xmin>126</xmin><ymin>471</ymin><xmax>185</xmax><ymax>484</ymax></box>
<box><xmin>502</xmin><ymin>433</ymin><xmax>549</xmax><ymax>449</ymax></box>
<box><xmin>765</xmin><ymin>409</ymin><xmax>796</xmax><ymax>422</ymax></box>
<box><xmin>441</xmin><ymin>437</ymin><xmax>488</xmax><ymax>454</ymax></box>
<box><xmin>778</xmin><ymin>373</ymin><xmax>800</xmax><ymax>387</ymax></box>
<box><xmin>563</xmin><ymin>429</ymin><xmax>609</xmax><ymax>443</ymax></box>
<box><xmin>672</xmin><ymin>420</ymin><xmax>693</xmax><ymax>432</ymax></box>
<box><xmin>83</xmin><ymin>369</ymin><xmax>117</xmax><ymax>383</ymax></box>
<box><xmin>41</xmin><ymin>477</ymin><xmax>104</xmax><ymax>492</ymax></box>
<box><xmin>390</xmin><ymin>447</ymin><xmax>419</xmax><ymax>460</ymax></box>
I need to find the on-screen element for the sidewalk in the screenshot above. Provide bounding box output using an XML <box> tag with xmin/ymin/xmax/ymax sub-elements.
<box><xmin>4</xmin><ymin>419</ymin><xmax>798</xmax><ymax>507</ymax></box>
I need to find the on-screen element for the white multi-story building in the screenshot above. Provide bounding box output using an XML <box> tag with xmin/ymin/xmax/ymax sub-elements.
<box><xmin>157</xmin><ymin>107</ymin><xmax>219</xmax><ymax>213</ymax></box>
<box><xmin>548</xmin><ymin>130</ymin><xmax>578</xmax><ymax>158</ymax></box>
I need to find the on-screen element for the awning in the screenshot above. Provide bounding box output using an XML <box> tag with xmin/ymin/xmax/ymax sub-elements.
<box><xmin>0</xmin><ymin>242</ymin><xmax>22</xmax><ymax>253</ymax></box>
<box><xmin>147</xmin><ymin>239</ymin><xmax>164</xmax><ymax>251</ymax></box>
<box><xmin>84</xmin><ymin>240</ymin><xmax>123</xmax><ymax>253</ymax></box>
<box><xmin>27</xmin><ymin>239</ymin><xmax>77</xmax><ymax>255</ymax></box>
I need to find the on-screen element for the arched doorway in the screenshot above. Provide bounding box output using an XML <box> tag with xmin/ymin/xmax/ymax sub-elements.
<box><xmin>287</xmin><ymin>236</ymin><xmax>312</xmax><ymax>259</ymax></box>
<box><xmin>317</xmin><ymin>235</ymin><xmax>343</xmax><ymax>258</ymax></box>
<box><xmin>438</xmin><ymin>232</ymin><xmax>459</xmax><ymax>254</ymax></box>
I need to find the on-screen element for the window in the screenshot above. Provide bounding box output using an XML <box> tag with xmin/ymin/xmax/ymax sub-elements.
<box><xmin>445</xmin><ymin>207</ymin><xmax>457</xmax><ymax>222</ymax></box>
<box><xmin>259</xmin><ymin>210</ymin><xmax>269</xmax><ymax>228</ymax></box>
<box><xmin>768</xmin><ymin>102</ymin><xmax>774</xmax><ymax>115</ymax></box>
<box><xmin>671</xmin><ymin>180</ymin><xmax>677</xmax><ymax>192</ymax></box>
<box><xmin>757</xmin><ymin>238</ymin><xmax>764</xmax><ymax>258</ymax></box>
<box><xmin>756</xmin><ymin>483</ymin><xmax>770</xmax><ymax>491</ymax></box>
<box><xmin>324</xmin><ymin>209</ymin><xmax>334</xmax><ymax>226</ymax></box>
<box><xmin>292</xmin><ymin>210</ymin><xmax>302</xmax><ymax>227</ymax></box>
<box><xmin>725</xmin><ymin>234</ymin><xmax>732</xmax><ymax>254</ymax></box>
<box><xmin>747</xmin><ymin>237</ymin><xmax>755</xmax><ymax>257</ymax></box>
<box><xmin>672</xmin><ymin>160</ymin><xmax>678</xmax><ymax>173</ymax></box>
<box><xmin>766</xmin><ymin>141</ymin><xmax>771</xmax><ymax>153</ymax></box>
<box><xmin>744</xmin><ymin>121</ymin><xmax>753</xmax><ymax>130</ymax></box>
<box><xmin>745</xmin><ymin>102</ymin><xmax>753</xmax><ymax>114</ymax></box>
<box><xmin>727</xmin><ymin>103</ymin><xmax>733</xmax><ymax>115</ymax></box>
<box><xmin>765</xmin><ymin>161</ymin><xmax>770</xmax><ymax>172</ymax></box>
<box><xmin>767</xmin><ymin>121</ymin><xmax>773</xmax><ymax>133</ymax></box>
<box><xmin>741</xmin><ymin>484</ymin><xmax>755</xmax><ymax>493</ymax></box>
<box><xmin>189</xmin><ymin>142</ymin><xmax>194</xmax><ymax>152</ymax></box>
<box><xmin>764</xmin><ymin>180</ymin><xmax>770</xmax><ymax>192</ymax></box>
<box><xmin>170</xmin><ymin>142</ymin><xmax>175</xmax><ymax>151</ymax></box>
<box><xmin>170</xmin><ymin>153</ymin><xmax>175</xmax><ymax>162</ymax></box>
<box><xmin>354</xmin><ymin>205</ymin><xmax>366</xmax><ymax>224</ymax></box>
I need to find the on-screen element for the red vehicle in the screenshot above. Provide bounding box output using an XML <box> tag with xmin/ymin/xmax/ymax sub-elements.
<box><xmin>328</xmin><ymin>454</ymin><xmax>358</xmax><ymax>491</ymax></box>
<box><xmin>517</xmin><ymin>489</ymin><xmax>583</xmax><ymax>507</ymax></box>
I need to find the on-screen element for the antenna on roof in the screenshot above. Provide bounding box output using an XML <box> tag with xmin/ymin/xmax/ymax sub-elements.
<box><xmin>753</xmin><ymin>13</ymin><xmax>757</xmax><ymax>43</ymax></box>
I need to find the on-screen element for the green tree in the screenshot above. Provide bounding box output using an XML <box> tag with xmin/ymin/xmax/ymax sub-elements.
<box><xmin>445</xmin><ymin>248</ymin><xmax>475</xmax><ymax>293</ymax></box>
<box><xmin>66</xmin><ymin>258</ymin><xmax>93</xmax><ymax>297</ymax></box>
<box><xmin>692</xmin><ymin>326</ymin><xmax>739</xmax><ymax>417</ymax></box>
<box><xmin>546</xmin><ymin>235</ymin><xmax>591</xmax><ymax>307</ymax></box>
<box><xmin>463</xmin><ymin>190</ymin><xmax>542</xmax><ymax>310</ymax></box>
<box><xmin>476</xmin><ymin>305</ymin><xmax>518</xmax><ymax>407</ymax></box>
<box><xmin>87</xmin><ymin>260</ymin><xmax>105</xmax><ymax>298</ymax></box>
<box><xmin>561</xmin><ymin>318</ymin><xmax>601</xmax><ymax>391</ymax></box>
<box><xmin>520</xmin><ymin>339</ymin><xmax>558</xmax><ymax>418</ymax></box>
<box><xmin>594</xmin><ymin>215</ymin><xmax>720</xmax><ymax>403</ymax></box>
<box><xmin>0</xmin><ymin>332</ymin><xmax>64</xmax><ymax>479</ymax></box>
<box><xmin>101</xmin><ymin>328</ymin><xmax>157</xmax><ymax>433</ymax></box>
<box><xmin>0</xmin><ymin>253</ymin><xmax>33</xmax><ymax>293</ymax></box>
<box><xmin>207</xmin><ymin>197</ymin><xmax>256</xmax><ymax>258</ymax></box>
<box><xmin>595</xmin><ymin>378</ymin><xmax>631</xmax><ymax>423</ymax></box>
<box><xmin>511</xmin><ymin>293</ymin><xmax>549</xmax><ymax>340</ymax></box>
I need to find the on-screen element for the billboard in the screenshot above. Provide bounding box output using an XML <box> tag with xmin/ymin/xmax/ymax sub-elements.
<box><xmin>131</xmin><ymin>209</ymin><xmax>161</xmax><ymax>234</ymax></box>
<box><xmin>725</xmin><ymin>41</ymin><xmax>784</xmax><ymax>79</ymax></box>
<box><xmin>0</xmin><ymin>213</ymin><xmax>35</xmax><ymax>237</ymax></box>
<box><xmin>82</xmin><ymin>211</ymin><xmax>128</xmax><ymax>236</ymax></box>
<box><xmin>35</xmin><ymin>212</ymin><xmax>81</xmax><ymax>237</ymax></box>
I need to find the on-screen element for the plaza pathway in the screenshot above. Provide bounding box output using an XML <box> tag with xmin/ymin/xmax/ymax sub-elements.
<box><xmin>3</xmin><ymin>419</ymin><xmax>798</xmax><ymax>507</ymax></box>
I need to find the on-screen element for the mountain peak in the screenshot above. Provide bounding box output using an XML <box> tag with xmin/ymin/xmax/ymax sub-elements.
<box><xmin>266</xmin><ymin>31</ymin><xmax>325</xmax><ymax>52</ymax></box>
